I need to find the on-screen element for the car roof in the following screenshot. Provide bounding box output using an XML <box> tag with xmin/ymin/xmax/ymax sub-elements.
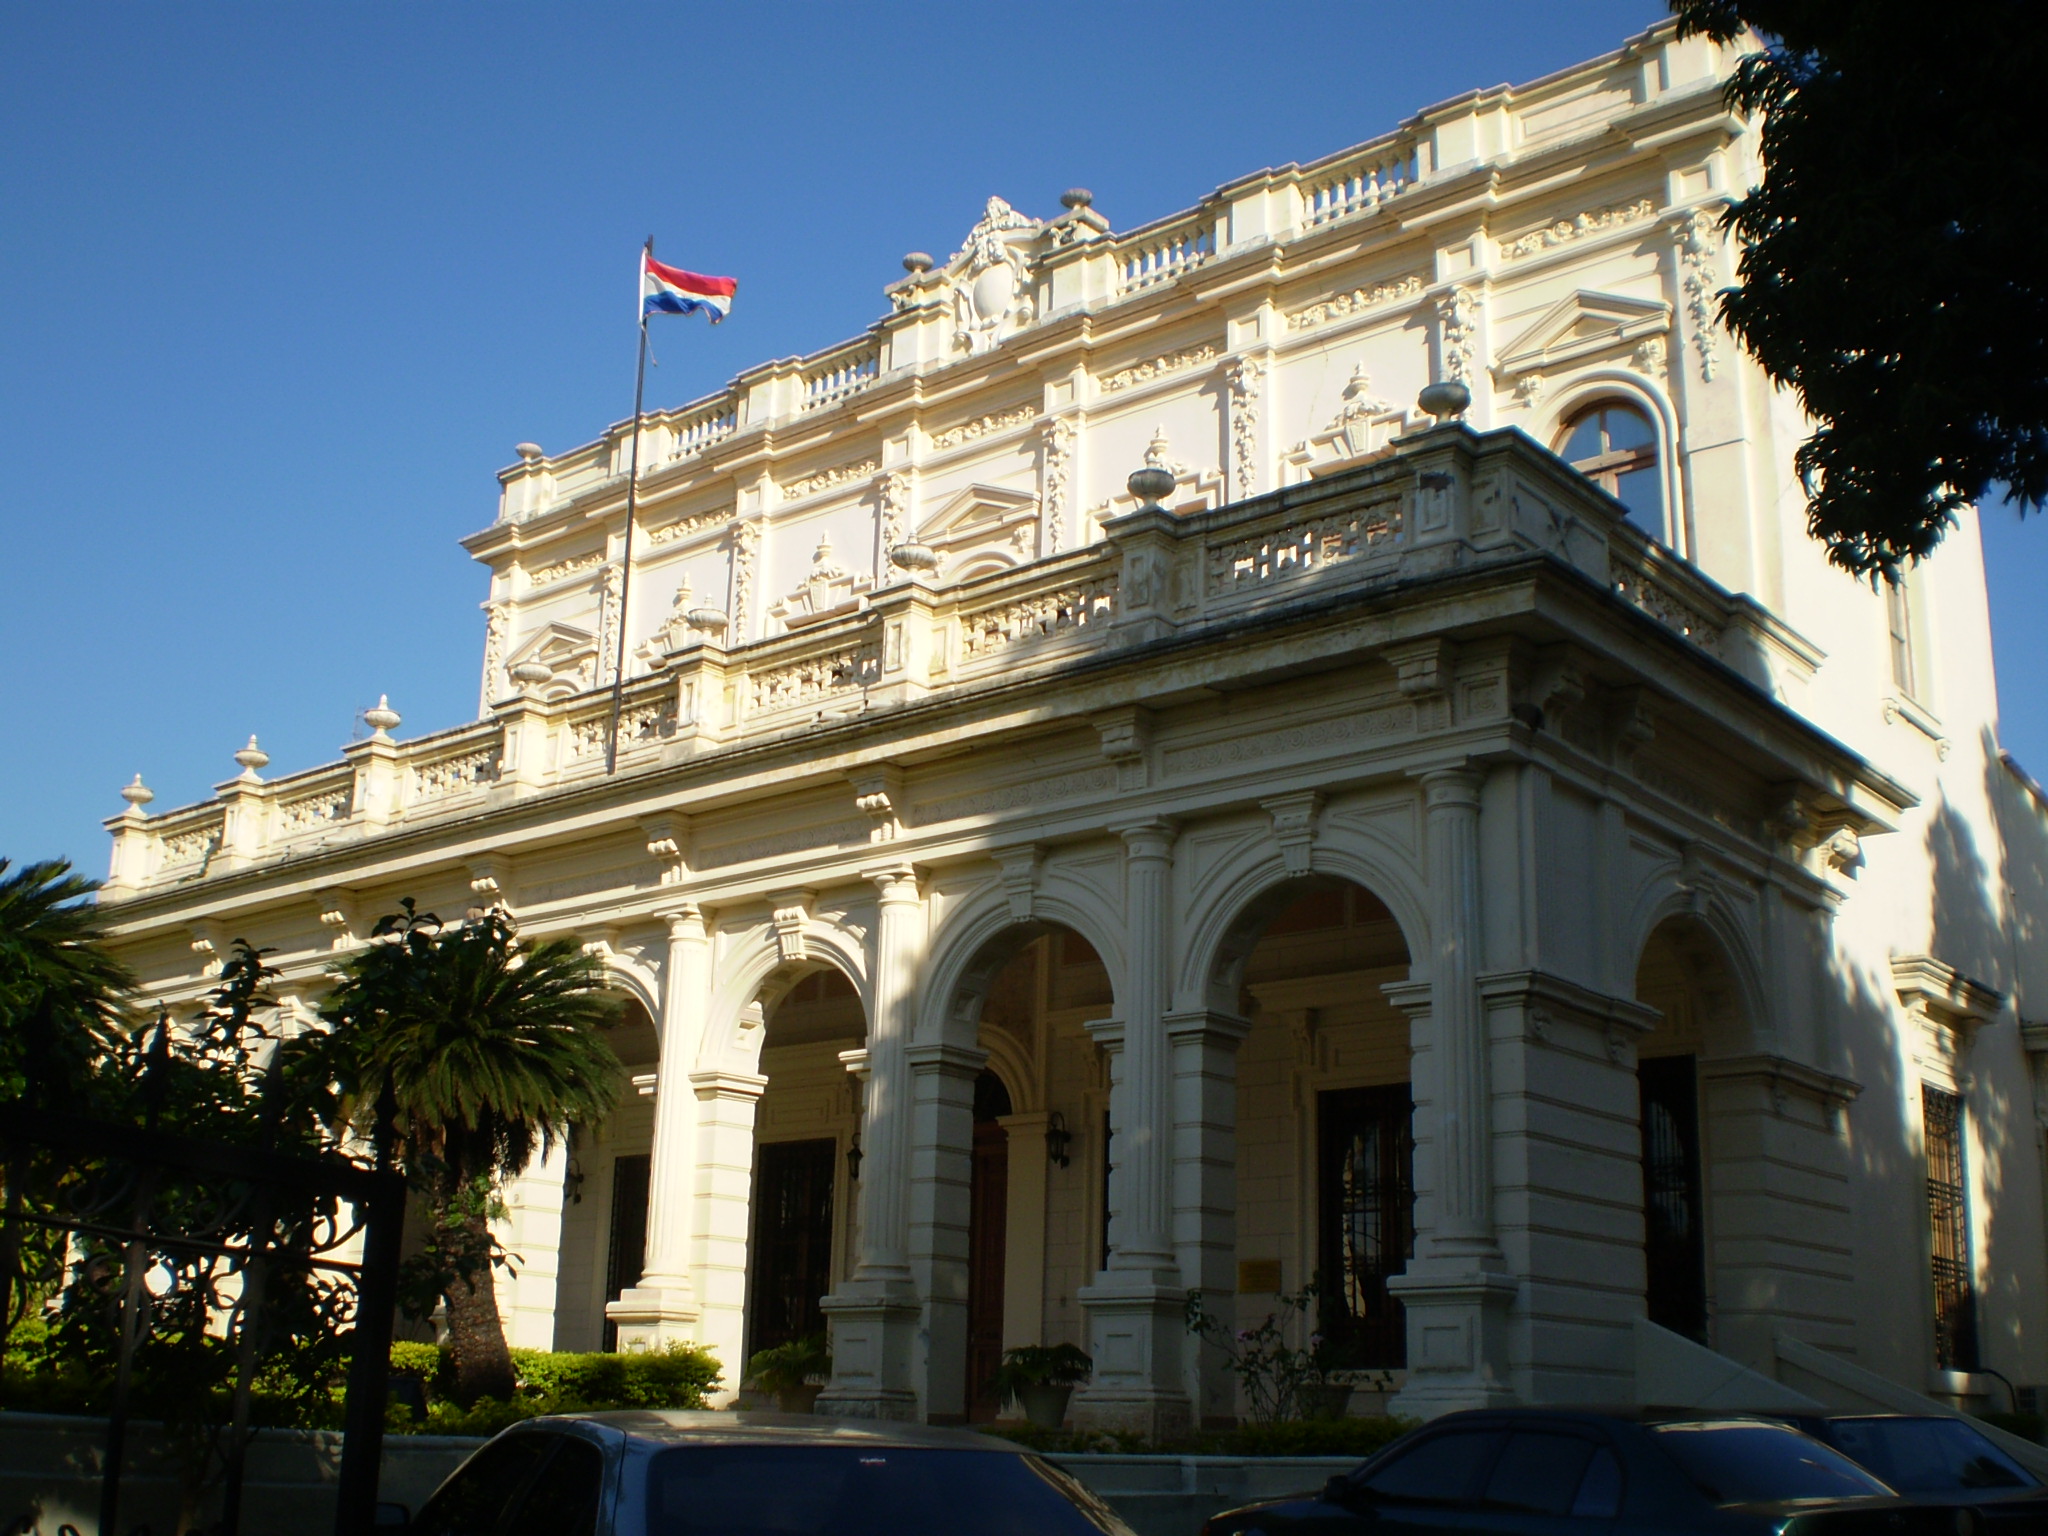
<box><xmin>525</xmin><ymin>1410</ymin><xmax>1026</xmax><ymax>1452</ymax></box>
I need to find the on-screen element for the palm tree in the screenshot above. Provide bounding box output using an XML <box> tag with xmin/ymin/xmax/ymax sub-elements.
<box><xmin>0</xmin><ymin>858</ymin><xmax>134</xmax><ymax>1111</ymax></box>
<box><xmin>319</xmin><ymin>901</ymin><xmax>623</xmax><ymax>1403</ymax></box>
<box><xmin>0</xmin><ymin>857</ymin><xmax>135</xmax><ymax>1351</ymax></box>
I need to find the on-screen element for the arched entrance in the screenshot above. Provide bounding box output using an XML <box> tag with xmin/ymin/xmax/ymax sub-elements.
<box><xmin>1632</xmin><ymin>913</ymin><xmax>1750</xmax><ymax>1347</ymax></box>
<box><xmin>746</xmin><ymin>964</ymin><xmax>868</xmax><ymax>1370</ymax></box>
<box><xmin>922</xmin><ymin>920</ymin><xmax>1116</xmax><ymax>1422</ymax></box>
<box><xmin>1207</xmin><ymin>876</ymin><xmax>1415</xmax><ymax>1420</ymax></box>
<box><xmin>551</xmin><ymin>996</ymin><xmax>660</xmax><ymax>1352</ymax></box>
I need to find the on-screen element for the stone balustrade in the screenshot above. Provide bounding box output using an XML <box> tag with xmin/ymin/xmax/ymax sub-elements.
<box><xmin>105</xmin><ymin>414</ymin><xmax>1806</xmax><ymax>900</ymax></box>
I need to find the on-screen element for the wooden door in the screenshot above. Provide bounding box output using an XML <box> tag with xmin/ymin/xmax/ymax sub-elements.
<box><xmin>601</xmin><ymin>1153</ymin><xmax>650</xmax><ymax>1352</ymax></box>
<box><xmin>746</xmin><ymin>1138</ymin><xmax>836</xmax><ymax>1360</ymax></box>
<box><xmin>966</xmin><ymin>1119</ymin><xmax>1010</xmax><ymax>1417</ymax></box>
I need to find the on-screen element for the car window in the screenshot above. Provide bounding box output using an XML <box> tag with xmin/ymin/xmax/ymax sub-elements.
<box><xmin>1824</xmin><ymin>1419</ymin><xmax>2038</xmax><ymax>1494</ymax></box>
<box><xmin>644</xmin><ymin>1445</ymin><xmax>1137</xmax><ymax>1536</ymax></box>
<box><xmin>505</xmin><ymin>1437</ymin><xmax>605</xmax><ymax>1536</ymax></box>
<box><xmin>1360</xmin><ymin>1430</ymin><xmax>1507</xmax><ymax>1505</ymax></box>
<box><xmin>413</xmin><ymin>1434</ymin><xmax>554</xmax><ymax>1536</ymax></box>
<box><xmin>1570</xmin><ymin>1448</ymin><xmax>1624</xmax><ymax>1518</ymax></box>
<box><xmin>1652</xmin><ymin>1422</ymin><xmax>1892</xmax><ymax>1505</ymax></box>
<box><xmin>1483</xmin><ymin>1433</ymin><xmax>1600</xmax><ymax>1516</ymax></box>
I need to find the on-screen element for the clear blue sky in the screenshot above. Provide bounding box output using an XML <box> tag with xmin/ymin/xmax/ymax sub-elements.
<box><xmin>4</xmin><ymin>2</ymin><xmax>2044</xmax><ymax>879</ymax></box>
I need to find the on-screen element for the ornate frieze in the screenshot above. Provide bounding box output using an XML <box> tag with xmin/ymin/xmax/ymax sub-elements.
<box><xmin>1498</xmin><ymin>197</ymin><xmax>1657</xmax><ymax>260</ymax></box>
<box><xmin>930</xmin><ymin>404</ymin><xmax>1035</xmax><ymax>451</ymax></box>
<box><xmin>648</xmin><ymin>505</ymin><xmax>736</xmax><ymax>546</ymax></box>
<box><xmin>1285</xmin><ymin>273</ymin><xmax>1424</xmax><ymax>332</ymax></box>
<box><xmin>1098</xmin><ymin>342</ymin><xmax>1219</xmax><ymax>393</ymax></box>
<box><xmin>529</xmin><ymin>551</ymin><xmax>603</xmax><ymax>587</ymax></box>
<box><xmin>781</xmin><ymin>458</ymin><xmax>880</xmax><ymax>501</ymax></box>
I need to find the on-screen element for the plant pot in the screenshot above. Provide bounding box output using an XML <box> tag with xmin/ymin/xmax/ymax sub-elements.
<box><xmin>1018</xmin><ymin>1382</ymin><xmax>1074</xmax><ymax>1429</ymax></box>
<box><xmin>775</xmin><ymin>1384</ymin><xmax>824</xmax><ymax>1414</ymax></box>
<box><xmin>1299</xmin><ymin>1383</ymin><xmax>1354</xmax><ymax>1421</ymax></box>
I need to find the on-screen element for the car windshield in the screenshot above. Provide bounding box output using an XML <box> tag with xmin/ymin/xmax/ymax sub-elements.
<box><xmin>1653</xmin><ymin>1422</ymin><xmax>1894</xmax><ymax>1505</ymax></box>
<box><xmin>1822</xmin><ymin>1419</ymin><xmax>2040</xmax><ymax>1494</ymax></box>
<box><xmin>643</xmin><ymin>1445</ymin><xmax>1138</xmax><ymax>1536</ymax></box>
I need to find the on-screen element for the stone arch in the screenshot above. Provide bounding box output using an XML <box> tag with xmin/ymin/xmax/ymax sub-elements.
<box><xmin>1623</xmin><ymin>866</ymin><xmax>1769</xmax><ymax>1053</ymax></box>
<box><xmin>915</xmin><ymin>874</ymin><xmax>1126</xmax><ymax>1052</ymax></box>
<box><xmin>1541</xmin><ymin>368</ymin><xmax>1686</xmax><ymax>553</ymax></box>
<box><xmin>1176</xmin><ymin>828</ymin><xmax>1427</xmax><ymax>1015</ymax></box>
<box><xmin>1629</xmin><ymin>902</ymin><xmax>1765</xmax><ymax>1350</ymax></box>
<box><xmin>697</xmin><ymin>912</ymin><xmax>873</xmax><ymax>1075</ymax></box>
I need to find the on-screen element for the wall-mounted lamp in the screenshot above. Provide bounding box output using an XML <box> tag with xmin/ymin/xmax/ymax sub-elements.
<box><xmin>846</xmin><ymin>1135</ymin><xmax>863</xmax><ymax>1181</ymax></box>
<box><xmin>565</xmin><ymin>1155</ymin><xmax>586</xmax><ymax>1205</ymax></box>
<box><xmin>1045</xmin><ymin>1111</ymin><xmax>1072</xmax><ymax>1169</ymax></box>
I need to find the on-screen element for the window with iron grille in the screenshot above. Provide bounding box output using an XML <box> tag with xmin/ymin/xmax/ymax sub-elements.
<box><xmin>1318</xmin><ymin>1084</ymin><xmax>1415</xmax><ymax>1368</ymax></box>
<box><xmin>1923</xmin><ymin>1085</ymin><xmax>1979</xmax><ymax>1370</ymax></box>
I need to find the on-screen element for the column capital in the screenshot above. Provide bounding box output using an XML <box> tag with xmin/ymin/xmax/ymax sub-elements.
<box><xmin>838</xmin><ymin>1046</ymin><xmax>871</xmax><ymax>1082</ymax></box>
<box><xmin>1162</xmin><ymin>1008</ymin><xmax>1252</xmax><ymax>1047</ymax></box>
<box><xmin>687</xmin><ymin>1068</ymin><xmax>768</xmax><ymax>1102</ymax></box>
<box><xmin>1082</xmin><ymin>1015</ymin><xmax>1126</xmax><ymax>1049</ymax></box>
<box><xmin>1412</xmin><ymin>760</ymin><xmax>1485</xmax><ymax>806</ymax></box>
<box><xmin>660</xmin><ymin>902</ymin><xmax>705</xmax><ymax>941</ymax></box>
<box><xmin>904</xmin><ymin>1040</ymin><xmax>989</xmax><ymax>1078</ymax></box>
<box><xmin>1112</xmin><ymin>817</ymin><xmax>1177</xmax><ymax>861</ymax></box>
<box><xmin>862</xmin><ymin>860</ymin><xmax>923</xmax><ymax>901</ymax></box>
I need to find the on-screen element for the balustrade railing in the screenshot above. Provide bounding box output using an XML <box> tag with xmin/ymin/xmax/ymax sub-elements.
<box><xmin>1300</xmin><ymin>135</ymin><xmax>1418</xmax><ymax>229</ymax></box>
<box><xmin>1115</xmin><ymin>216</ymin><xmax>1216</xmax><ymax>295</ymax></box>
<box><xmin>115</xmin><ymin>427</ymin><xmax>1786</xmax><ymax>896</ymax></box>
<box><xmin>662</xmin><ymin>395</ymin><xmax>739</xmax><ymax>463</ymax></box>
<box><xmin>802</xmin><ymin>346</ymin><xmax>880</xmax><ymax>412</ymax></box>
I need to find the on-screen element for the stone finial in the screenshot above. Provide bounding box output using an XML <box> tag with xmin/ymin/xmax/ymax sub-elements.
<box><xmin>1128</xmin><ymin>465</ymin><xmax>1176</xmax><ymax>511</ymax></box>
<box><xmin>510</xmin><ymin>659</ymin><xmax>552</xmax><ymax>689</ymax></box>
<box><xmin>364</xmin><ymin>695</ymin><xmax>401</xmax><ymax>740</ymax></box>
<box><xmin>120</xmin><ymin>774</ymin><xmax>154</xmax><ymax>810</ymax></box>
<box><xmin>686</xmin><ymin>606</ymin><xmax>731</xmax><ymax>638</ymax></box>
<box><xmin>902</xmin><ymin>252</ymin><xmax>933</xmax><ymax>274</ymax></box>
<box><xmin>1418</xmin><ymin>380</ymin><xmax>1472</xmax><ymax>422</ymax></box>
<box><xmin>233</xmin><ymin>735</ymin><xmax>270</xmax><ymax>780</ymax></box>
<box><xmin>515</xmin><ymin>442</ymin><xmax>544</xmax><ymax>462</ymax></box>
<box><xmin>1061</xmin><ymin>188</ymin><xmax>1093</xmax><ymax>211</ymax></box>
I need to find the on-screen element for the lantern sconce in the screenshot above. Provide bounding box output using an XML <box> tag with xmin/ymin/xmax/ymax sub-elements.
<box><xmin>846</xmin><ymin>1134</ymin><xmax>863</xmax><ymax>1181</ymax></box>
<box><xmin>1045</xmin><ymin>1111</ymin><xmax>1073</xmax><ymax>1169</ymax></box>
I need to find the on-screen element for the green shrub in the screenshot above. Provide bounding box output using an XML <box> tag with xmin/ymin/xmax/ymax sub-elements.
<box><xmin>378</xmin><ymin>1341</ymin><xmax>722</xmax><ymax>1434</ymax></box>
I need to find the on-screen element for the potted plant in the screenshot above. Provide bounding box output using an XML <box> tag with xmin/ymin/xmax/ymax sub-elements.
<box><xmin>745</xmin><ymin>1334</ymin><xmax>831</xmax><ymax>1413</ymax></box>
<box><xmin>987</xmin><ymin>1343</ymin><xmax>1093</xmax><ymax>1428</ymax></box>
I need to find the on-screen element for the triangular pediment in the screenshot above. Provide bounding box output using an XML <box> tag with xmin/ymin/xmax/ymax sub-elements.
<box><xmin>1497</xmin><ymin>289</ymin><xmax>1671</xmax><ymax>376</ymax></box>
<box><xmin>503</xmin><ymin>622</ymin><xmax>599</xmax><ymax>700</ymax></box>
<box><xmin>919</xmin><ymin>483</ymin><xmax>1040</xmax><ymax>548</ymax></box>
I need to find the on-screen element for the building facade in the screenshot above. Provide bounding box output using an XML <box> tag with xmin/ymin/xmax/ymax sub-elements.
<box><xmin>98</xmin><ymin>21</ymin><xmax>2048</xmax><ymax>1433</ymax></box>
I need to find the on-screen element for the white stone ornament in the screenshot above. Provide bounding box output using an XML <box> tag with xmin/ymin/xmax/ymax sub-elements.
<box><xmin>946</xmin><ymin>196</ymin><xmax>1041</xmax><ymax>356</ymax></box>
<box><xmin>120</xmin><ymin>774</ymin><xmax>154</xmax><ymax>809</ymax></box>
<box><xmin>363</xmin><ymin>696</ymin><xmax>400</xmax><ymax>739</ymax></box>
<box><xmin>233</xmin><ymin>736</ymin><xmax>269</xmax><ymax>781</ymax></box>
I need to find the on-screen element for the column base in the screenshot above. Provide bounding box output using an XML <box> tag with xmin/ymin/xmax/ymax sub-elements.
<box><xmin>1387</xmin><ymin>1267</ymin><xmax>1519</xmax><ymax>1419</ymax></box>
<box><xmin>1070</xmin><ymin>1273</ymin><xmax>1193</xmax><ymax>1441</ymax></box>
<box><xmin>816</xmin><ymin>1287</ymin><xmax>922</xmax><ymax>1421</ymax></box>
<box><xmin>605</xmin><ymin>1283</ymin><xmax>699</xmax><ymax>1354</ymax></box>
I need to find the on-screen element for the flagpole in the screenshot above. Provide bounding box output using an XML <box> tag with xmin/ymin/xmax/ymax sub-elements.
<box><xmin>605</xmin><ymin>235</ymin><xmax>654</xmax><ymax>775</ymax></box>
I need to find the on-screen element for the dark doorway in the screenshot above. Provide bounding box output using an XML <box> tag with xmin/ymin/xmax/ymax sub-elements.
<box><xmin>746</xmin><ymin>1138</ymin><xmax>837</xmax><ymax>1360</ymax></box>
<box><xmin>1317</xmin><ymin>1084</ymin><xmax>1415</xmax><ymax>1368</ymax></box>
<box><xmin>966</xmin><ymin>1070</ymin><xmax>1012</xmax><ymax>1419</ymax></box>
<box><xmin>601</xmin><ymin>1153</ymin><xmax>651</xmax><ymax>1351</ymax></box>
<box><xmin>1640</xmin><ymin>1054</ymin><xmax>1708</xmax><ymax>1342</ymax></box>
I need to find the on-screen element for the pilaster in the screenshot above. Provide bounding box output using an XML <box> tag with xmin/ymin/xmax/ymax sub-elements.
<box><xmin>685</xmin><ymin>1067</ymin><xmax>767</xmax><ymax>1403</ymax></box>
<box><xmin>817</xmin><ymin>861</ymin><xmax>925</xmax><ymax>1421</ymax></box>
<box><xmin>1165</xmin><ymin>1008</ymin><xmax>1251</xmax><ymax>1427</ymax></box>
<box><xmin>1073</xmin><ymin>820</ymin><xmax>1192</xmax><ymax>1440</ymax></box>
<box><xmin>608</xmin><ymin>906</ymin><xmax>708</xmax><ymax>1352</ymax></box>
<box><xmin>906</xmin><ymin>1039</ymin><xmax>988</xmax><ymax>1422</ymax></box>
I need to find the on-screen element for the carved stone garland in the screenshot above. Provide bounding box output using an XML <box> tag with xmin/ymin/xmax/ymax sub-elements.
<box><xmin>480</xmin><ymin>602</ymin><xmax>509</xmax><ymax>716</ymax></box>
<box><xmin>1437</xmin><ymin>286</ymin><xmax>1480</xmax><ymax>385</ymax></box>
<box><xmin>1228</xmin><ymin>357</ymin><xmax>1265</xmax><ymax>502</ymax></box>
<box><xmin>1039</xmin><ymin>417</ymin><xmax>1074</xmax><ymax>554</ymax></box>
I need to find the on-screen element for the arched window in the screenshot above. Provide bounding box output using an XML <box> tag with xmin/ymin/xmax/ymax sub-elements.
<box><xmin>1558</xmin><ymin>399</ymin><xmax>1664</xmax><ymax>540</ymax></box>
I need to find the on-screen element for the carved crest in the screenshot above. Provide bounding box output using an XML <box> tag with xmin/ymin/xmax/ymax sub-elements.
<box><xmin>945</xmin><ymin>196</ymin><xmax>1042</xmax><ymax>356</ymax></box>
<box><xmin>769</xmin><ymin>535</ymin><xmax>874</xmax><ymax>631</ymax></box>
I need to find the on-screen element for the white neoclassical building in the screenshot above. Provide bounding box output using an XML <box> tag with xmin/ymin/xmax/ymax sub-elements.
<box><xmin>97</xmin><ymin>20</ymin><xmax>2048</xmax><ymax>1437</ymax></box>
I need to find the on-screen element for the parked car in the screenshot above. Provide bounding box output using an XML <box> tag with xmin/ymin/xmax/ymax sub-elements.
<box><xmin>378</xmin><ymin>1410</ymin><xmax>1142</xmax><ymax>1536</ymax></box>
<box><xmin>1782</xmin><ymin>1415</ymin><xmax>2048</xmax><ymax>1521</ymax></box>
<box><xmin>1198</xmin><ymin>1408</ymin><xmax>1990</xmax><ymax>1536</ymax></box>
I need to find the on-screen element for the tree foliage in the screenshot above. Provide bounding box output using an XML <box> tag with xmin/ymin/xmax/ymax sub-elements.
<box><xmin>0</xmin><ymin>858</ymin><xmax>134</xmax><ymax>1110</ymax></box>
<box><xmin>318</xmin><ymin>902</ymin><xmax>624</xmax><ymax>1404</ymax></box>
<box><xmin>1671</xmin><ymin>0</ymin><xmax>2048</xmax><ymax>576</ymax></box>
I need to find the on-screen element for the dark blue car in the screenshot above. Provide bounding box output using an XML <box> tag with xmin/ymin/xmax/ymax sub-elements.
<box><xmin>1199</xmin><ymin>1409</ymin><xmax>2006</xmax><ymax>1536</ymax></box>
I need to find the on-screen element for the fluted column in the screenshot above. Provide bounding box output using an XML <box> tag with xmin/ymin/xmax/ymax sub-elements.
<box><xmin>1111</xmin><ymin>820</ymin><xmax>1177</xmax><ymax>1267</ymax></box>
<box><xmin>853</xmin><ymin>861</ymin><xmax>920</xmax><ymax>1284</ymax></box>
<box><xmin>1388</xmin><ymin>762</ymin><xmax>1517</xmax><ymax>1416</ymax></box>
<box><xmin>1423</xmin><ymin>767</ymin><xmax>1497</xmax><ymax>1257</ymax></box>
<box><xmin>608</xmin><ymin>905</ymin><xmax>709</xmax><ymax>1352</ymax></box>
<box><xmin>1072</xmin><ymin>821</ymin><xmax>1192</xmax><ymax>1439</ymax></box>
<box><xmin>817</xmin><ymin>862</ymin><xmax>924</xmax><ymax>1420</ymax></box>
